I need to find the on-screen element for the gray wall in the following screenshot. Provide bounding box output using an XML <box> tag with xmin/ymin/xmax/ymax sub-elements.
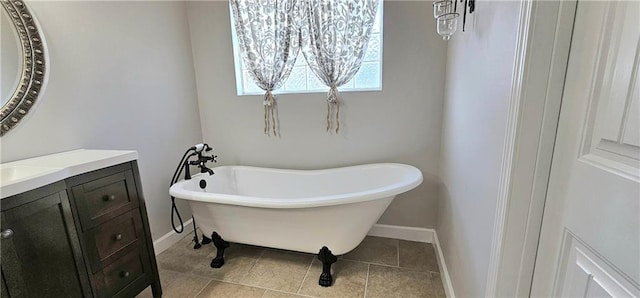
<box><xmin>437</xmin><ymin>1</ymin><xmax>522</xmax><ymax>296</ymax></box>
<box><xmin>0</xmin><ymin>1</ymin><xmax>203</xmax><ymax>240</ymax></box>
<box><xmin>186</xmin><ymin>1</ymin><xmax>447</xmax><ymax>228</ymax></box>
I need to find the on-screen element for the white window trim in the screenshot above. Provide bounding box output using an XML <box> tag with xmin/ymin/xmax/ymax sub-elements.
<box><xmin>229</xmin><ymin>2</ymin><xmax>383</xmax><ymax>96</ymax></box>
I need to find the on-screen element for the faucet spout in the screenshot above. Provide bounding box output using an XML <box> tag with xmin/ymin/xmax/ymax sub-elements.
<box><xmin>201</xmin><ymin>166</ymin><xmax>214</xmax><ymax>176</ymax></box>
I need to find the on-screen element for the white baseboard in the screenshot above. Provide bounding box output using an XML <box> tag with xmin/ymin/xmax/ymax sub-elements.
<box><xmin>368</xmin><ymin>224</ymin><xmax>455</xmax><ymax>298</ymax></box>
<box><xmin>432</xmin><ymin>230</ymin><xmax>456</xmax><ymax>298</ymax></box>
<box><xmin>367</xmin><ymin>224</ymin><xmax>434</xmax><ymax>243</ymax></box>
<box><xmin>152</xmin><ymin>218</ymin><xmax>193</xmax><ymax>255</ymax></box>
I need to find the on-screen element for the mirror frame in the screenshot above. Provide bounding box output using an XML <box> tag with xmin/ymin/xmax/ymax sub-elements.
<box><xmin>1</xmin><ymin>0</ymin><xmax>47</xmax><ymax>136</ymax></box>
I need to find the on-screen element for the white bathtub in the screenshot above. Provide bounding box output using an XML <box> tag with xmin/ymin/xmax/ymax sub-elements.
<box><xmin>169</xmin><ymin>163</ymin><xmax>423</xmax><ymax>255</ymax></box>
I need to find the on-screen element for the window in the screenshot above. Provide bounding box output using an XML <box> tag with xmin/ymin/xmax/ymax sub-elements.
<box><xmin>230</xmin><ymin>2</ymin><xmax>383</xmax><ymax>96</ymax></box>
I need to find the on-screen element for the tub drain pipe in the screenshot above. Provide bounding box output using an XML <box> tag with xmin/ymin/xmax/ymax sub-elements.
<box><xmin>170</xmin><ymin>144</ymin><xmax>212</xmax><ymax>249</ymax></box>
<box><xmin>191</xmin><ymin>216</ymin><xmax>201</xmax><ymax>248</ymax></box>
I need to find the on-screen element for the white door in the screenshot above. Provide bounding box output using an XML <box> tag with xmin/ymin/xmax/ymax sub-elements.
<box><xmin>531</xmin><ymin>1</ymin><xmax>640</xmax><ymax>297</ymax></box>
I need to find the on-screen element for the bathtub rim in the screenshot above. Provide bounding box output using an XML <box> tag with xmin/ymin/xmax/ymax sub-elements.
<box><xmin>169</xmin><ymin>163</ymin><xmax>423</xmax><ymax>209</ymax></box>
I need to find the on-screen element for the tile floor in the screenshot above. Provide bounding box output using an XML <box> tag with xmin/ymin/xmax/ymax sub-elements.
<box><xmin>138</xmin><ymin>232</ymin><xmax>446</xmax><ymax>298</ymax></box>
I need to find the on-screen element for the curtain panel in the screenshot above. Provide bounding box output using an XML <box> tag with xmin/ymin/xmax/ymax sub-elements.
<box><xmin>230</xmin><ymin>0</ymin><xmax>301</xmax><ymax>136</ymax></box>
<box><xmin>300</xmin><ymin>0</ymin><xmax>378</xmax><ymax>133</ymax></box>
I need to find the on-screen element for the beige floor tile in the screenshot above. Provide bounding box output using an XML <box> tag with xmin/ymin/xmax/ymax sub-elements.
<box><xmin>138</xmin><ymin>270</ymin><xmax>166</xmax><ymax>297</ymax></box>
<box><xmin>137</xmin><ymin>269</ymin><xmax>211</xmax><ymax>298</ymax></box>
<box><xmin>430</xmin><ymin>273</ymin><xmax>446</xmax><ymax>298</ymax></box>
<box><xmin>137</xmin><ymin>287</ymin><xmax>153</xmax><ymax>297</ymax></box>
<box><xmin>144</xmin><ymin>235</ymin><xmax>445</xmax><ymax>298</ymax></box>
<box><xmin>299</xmin><ymin>259</ymin><xmax>368</xmax><ymax>298</ymax></box>
<box><xmin>263</xmin><ymin>290</ymin><xmax>309</xmax><ymax>298</ymax></box>
<box><xmin>240</xmin><ymin>249</ymin><xmax>313</xmax><ymax>293</ymax></box>
<box><xmin>398</xmin><ymin>240</ymin><xmax>439</xmax><ymax>273</ymax></box>
<box><xmin>196</xmin><ymin>280</ymin><xmax>265</xmax><ymax>298</ymax></box>
<box><xmin>157</xmin><ymin>233</ymin><xmax>215</xmax><ymax>273</ymax></box>
<box><xmin>190</xmin><ymin>243</ymin><xmax>264</xmax><ymax>283</ymax></box>
<box><xmin>343</xmin><ymin>236</ymin><xmax>398</xmax><ymax>266</ymax></box>
<box><xmin>366</xmin><ymin>265</ymin><xmax>434</xmax><ymax>298</ymax></box>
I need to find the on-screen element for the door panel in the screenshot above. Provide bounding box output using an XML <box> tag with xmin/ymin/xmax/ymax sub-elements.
<box><xmin>560</xmin><ymin>233</ymin><xmax>637</xmax><ymax>297</ymax></box>
<box><xmin>531</xmin><ymin>1</ymin><xmax>640</xmax><ymax>296</ymax></box>
<box><xmin>579</xmin><ymin>1</ymin><xmax>639</xmax><ymax>177</ymax></box>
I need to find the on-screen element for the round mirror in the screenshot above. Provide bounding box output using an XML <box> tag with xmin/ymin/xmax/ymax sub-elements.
<box><xmin>1</xmin><ymin>8</ymin><xmax>22</xmax><ymax>104</ymax></box>
<box><xmin>0</xmin><ymin>0</ymin><xmax>47</xmax><ymax>136</ymax></box>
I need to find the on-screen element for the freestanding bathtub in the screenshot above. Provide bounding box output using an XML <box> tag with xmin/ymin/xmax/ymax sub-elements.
<box><xmin>169</xmin><ymin>163</ymin><xmax>423</xmax><ymax>256</ymax></box>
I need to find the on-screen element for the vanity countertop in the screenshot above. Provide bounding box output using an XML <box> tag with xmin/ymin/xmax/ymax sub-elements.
<box><xmin>1</xmin><ymin>149</ymin><xmax>138</xmax><ymax>199</ymax></box>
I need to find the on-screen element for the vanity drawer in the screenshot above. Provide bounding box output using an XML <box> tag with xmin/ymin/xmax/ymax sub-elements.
<box><xmin>85</xmin><ymin>209</ymin><xmax>144</xmax><ymax>273</ymax></box>
<box><xmin>91</xmin><ymin>244</ymin><xmax>152</xmax><ymax>298</ymax></box>
<box><xmin>71</xmin><ymin>170</ymin><xmax>139</xmax><ymax>230</ymax></box>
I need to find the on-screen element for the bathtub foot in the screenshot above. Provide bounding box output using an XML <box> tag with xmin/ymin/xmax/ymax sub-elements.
<box><xmin>210</xmin><ymin>232</ymin><xmax>230</xmax><ymax>268</ymax></box>
<box><xmin>317</xmin><ymin>246</ymin><xmax>337</xmax><ymax>287</ymax></box>
<box><xmin>201</xmin><ymin>234</ymin><xmax>212</xmax><ymax>245</ymax></box>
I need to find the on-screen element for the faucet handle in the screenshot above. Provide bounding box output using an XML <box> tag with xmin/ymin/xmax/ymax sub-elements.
<box><xmin>212</xmin><ymin>155</ymin><xmax>218</xmax><ymax>163</ymax></box>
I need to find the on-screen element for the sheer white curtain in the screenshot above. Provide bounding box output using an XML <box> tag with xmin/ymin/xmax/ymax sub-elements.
<box><xmin>299</xmin><ymin>0</ymin><xmax>378</xmax><ymax>133</ymax></box>
<box><xmin>230</xmin><ymin>0</ymin><xmax>301</xmax><ymax>136</ymax></box>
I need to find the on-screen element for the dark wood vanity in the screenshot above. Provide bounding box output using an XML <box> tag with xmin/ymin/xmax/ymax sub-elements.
<box><xmin>1</xmin><ymin>159</ymin><xmax>162</xmax><ymax>298</ymax></box>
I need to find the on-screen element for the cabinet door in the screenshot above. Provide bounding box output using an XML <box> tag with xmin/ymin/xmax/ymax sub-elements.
<box><xmin>1</xmin><ymin>191</ymin><xmax>88</xmax><ymax>297</ymax></box>
<box><xmin>1</xmin><ymin>272</ymin><xmax>9</xmax><ymax>297</ymax></box>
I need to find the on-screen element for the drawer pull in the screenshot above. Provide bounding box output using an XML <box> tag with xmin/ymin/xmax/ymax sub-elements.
<box><xmin>102</xmin><ymin>194</ymin><xmax>116</xmax><ymax>202</ymax></box>
<box><xmin>119</xmin><ymin>271</ymin><xmax>130</xmax><ymax>278</ymax></box>
<box><xmin>114</xmin><ymin>234</ymin><xmax>123</xmax><ymax>241</ymax></box>
<box><xmin>1</xmin><ymin>229</ymin><xmax>14</xmax><ymax>239</ymax></box>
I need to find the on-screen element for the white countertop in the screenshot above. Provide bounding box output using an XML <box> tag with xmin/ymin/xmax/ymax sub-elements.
<box><xmin>0</xmin><ymin>149</ymin><xmax>138</xmax><ymax>199</ymax></box>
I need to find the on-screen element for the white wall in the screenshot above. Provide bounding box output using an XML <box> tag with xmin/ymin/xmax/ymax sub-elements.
<box><xmin>0</xmin><ymin>1</ymin><xmax>202</xmax><ymax>241</ymax></box>
<box><xmin>186</xmin><ymin>1</ymin><xmax>447</xmax><ymax>228</ymax></box>
<box><xmin>437</xmin><ymin>1</ymin><xmax>523</xmax><ymax>296</ymax></box>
